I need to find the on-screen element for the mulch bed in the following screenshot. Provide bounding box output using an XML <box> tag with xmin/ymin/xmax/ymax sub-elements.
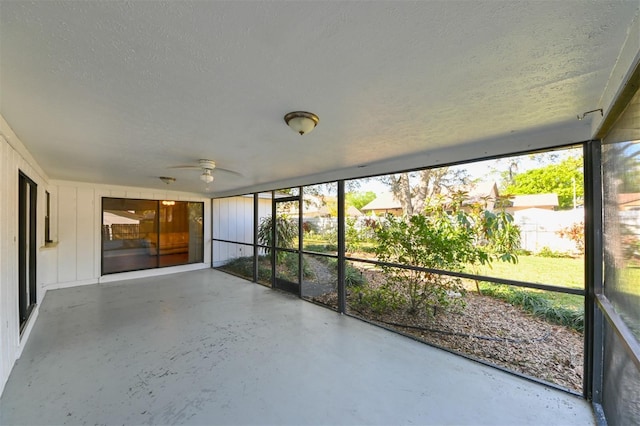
<box><xmin>312</xmin><ymin>271</ymin><xmax>583</xmax><ymax>392</ymax></box>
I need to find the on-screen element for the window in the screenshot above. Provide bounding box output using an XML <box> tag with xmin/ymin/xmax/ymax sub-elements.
<box><xmin>102</xmin><ymin>198</ymin><xmax>204</xmax><ymax>274</ymax></box>
<box><xmin>18</xmin><ymin>172</ymin><xmax>37</xmax><ymax>332</ymax></box>
<box><xmin>44</xmin><ymin>191</ymin><xmax>52</xmax><ymax>243</ymax></box>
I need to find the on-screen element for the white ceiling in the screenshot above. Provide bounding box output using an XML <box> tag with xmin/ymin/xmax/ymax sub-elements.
<box><xmin>1</xmin><ymin>1</ymin><xmax>638</xmax><ymax>196</ymax></box>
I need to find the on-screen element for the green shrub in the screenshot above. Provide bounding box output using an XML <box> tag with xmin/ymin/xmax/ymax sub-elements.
<box><xmin>217</xmin><ymin>256</ymin><xmax>253</xmax><ymax>278</ymax></box>
<box><xmin>304</xmin><ymin>243</ymin><xmax>337</xmax><ymax>253</ymax></box>
<box><xmin>537</xmin><ymin>246</ymin><xmax>572</xmax><ymax>258</ymax></box>
<box><xmin>516</xmin><ymin>248</ymin><xmax>533</xmax><ymax>256</ymax></box>
<box><xmin>324</xmin><ymin>258</ymin><xmax>367</xmax><ymax>288</ymax></box>
<box><xmin>373</xmin><ymin>209</ymin><xmax>475</xmax><ymax>314</ymax></box>
<box><xmin>353</xmin><ymin>286</ymin><xmax>402</xmax><ymax>314</ymax></box>
<box><xmin>218</xmin><ymin>255</ymin><xmax>271</xmax><ymax>282</ymax></box>
<box><xmin>345</xmin><ymin>264</ymin><xmax>367</xmax><ymax>287</ymax></box>
<box><xmin>257</xmin><ymin>214</ymin><xmax>297</xmax><ymax>260</ymax></box>
<box><xmin>278</xmin><ymin>251</ymin><xmax>314</xmax><ymax>281</ymax></box>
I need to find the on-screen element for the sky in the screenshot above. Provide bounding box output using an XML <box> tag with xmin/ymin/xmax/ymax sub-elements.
<box><xmin>354</xmin><ymin>146</ymin><xmax>583</xmax><ymax>194</ymax></box>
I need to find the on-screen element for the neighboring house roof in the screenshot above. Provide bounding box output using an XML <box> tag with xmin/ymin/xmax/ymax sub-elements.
<box><xmin>360</xmin><ymin>182</ymin><xmax>500</xmax><ymax>212</ymax></box>
<box><xmin>618</xmin><ymin>193</ymin><xmax>640</xmax><ymax>205</ymax></box>
<box><xmin>461</xmin><ymin>182</ymin><xmax>499</xmax><ymax>206</ymax></box>
<box><xmin>360</xmin><ymin>192</ymin><xmax>401</xmax><ymax>212</ymax></box>
<box><xmin>346</xmin><ymin>206</ymin><xmax>363</xmax><ymax>217</ymax></box>
<box><xmin>510</xmin><ymin>193</ymin><xmax>559</xmax><ymax>208</ymax></box>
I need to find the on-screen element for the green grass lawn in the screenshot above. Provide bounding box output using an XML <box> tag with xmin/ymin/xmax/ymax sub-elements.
<box><xmin>470</xmin><ymin>255</ymin><xmax>584</xmax><ymax>290</ymax></box>
<box><xmin>616</xmin><ymin>266</ymin><xmax>640</xmax><ymax>296</ymax></box>
<box><xmin>467</xmin><ymin>255</ymin><xmax>585</xmax><ymax>312</ymax></box>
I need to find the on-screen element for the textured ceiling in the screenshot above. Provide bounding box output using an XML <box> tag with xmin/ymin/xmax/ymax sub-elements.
<box><xmin>1</xmin><ymin>1</ymin><xmax>638</xmax><ymax>196</ymax></box>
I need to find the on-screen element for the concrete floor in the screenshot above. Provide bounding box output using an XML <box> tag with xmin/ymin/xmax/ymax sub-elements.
<box><xmin>0</xmin><ymin>269</ymin><xmax>594</xmax><ymax>425</ymax></box>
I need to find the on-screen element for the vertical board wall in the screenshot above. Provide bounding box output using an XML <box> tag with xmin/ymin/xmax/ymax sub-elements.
<box><xmin>50</xmin><ymin>181</ymin><xmax>212</xmax><ymax>289</ymax></box>
<box><xmin>212</xmin><ymin>196</ymin><xmax>253</xmax><ymax>266</ymax></box>
<box><xmin>0</xmin><ymin>134</ymin><xmax>48</xmax><ymax>396</ymax></box>
<box><xmin>212</xmin><ymin>195</ymin><xmax>271</xmax><ymax>266</ymax></box>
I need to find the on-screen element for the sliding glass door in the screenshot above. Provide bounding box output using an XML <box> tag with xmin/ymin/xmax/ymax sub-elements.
<box><xmin>102</xmin><ymin>198</ymin><xmax>204</xmax><ymax>274</ymax></box>
<box><xmin>18</xmin><ymin>172</ymin><xmax>37</xmax><ymax>333</ymax></box>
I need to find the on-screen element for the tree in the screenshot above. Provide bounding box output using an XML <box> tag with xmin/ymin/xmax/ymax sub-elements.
<box><xmin>504</xmin><ymin>156</ymin><xmax>583</xmax><ymax>209</ymax></box>
<box><xmin>379</xmin><ymin>168</ymin><xmax>470</xmax><ymax>216</ymax></box>
<box><xmin>345</xmin><ymin>191</ymin><xmax>376</xmax><ymax>211</ymax></box>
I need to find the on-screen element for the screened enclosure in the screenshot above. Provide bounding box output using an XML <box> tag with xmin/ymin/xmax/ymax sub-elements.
<box><xmin>211</xmin><ymin>84</ymin><xmax>640</xmax><ymax>423</ymax></box>
<box><xmin>597</xmin><ymin>87</ymin><xmax>640</xmax><ymax>425</ymax></box>
<box><xmin>213</xmin><ymin>146</ymin><xmax>588</xmax><ymax>393</ymax></box>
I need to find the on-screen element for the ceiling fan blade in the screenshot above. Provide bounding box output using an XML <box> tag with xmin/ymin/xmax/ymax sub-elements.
<box><xmin>168</xmin><ymin>159</ymin><xmax>241</xmax><ymax>177</ymax></box>
<box><xmin>214</xmin><ymin>167</ymin><xmax>242</xmax><ymax>176</ymax></box>
<box><xmin>168</xmin><ymin>165</ymin><xmax>201</xmax><ymax>170</ymax></box>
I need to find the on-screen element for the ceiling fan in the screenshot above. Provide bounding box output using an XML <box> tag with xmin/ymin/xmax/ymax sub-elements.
<box><xmin>169</xmin><ymin>159</ymin><xmax>240</xmax><ymax>190</ymax></box>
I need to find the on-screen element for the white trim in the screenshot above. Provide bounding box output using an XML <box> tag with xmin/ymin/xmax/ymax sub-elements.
<box><xmin>16</xmin><ymin>303</ymin><xmax>40</xmax><ymax>358</ymax></box>
<box><xmin>50</xmin><ymin>179</ymin><xmax>206</xmax><ymax>200</ymax></box>
<box><xmin>46</xmin><ymin>278</ymin><xmax>99</xmax><ymax>291</ymax></box>
<box><xmin>98</xmin><ymin>262</ymin><xmax>210</xmax><ymax>284</ymax></box>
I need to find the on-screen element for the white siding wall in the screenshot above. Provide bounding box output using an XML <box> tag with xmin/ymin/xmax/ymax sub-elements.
<box><xmin>0</xmin><ymin>124</ymin><xmax>49</xmax><ymax>396</ymax></box>
<box><xmin>49</xmin><ymin>181</ymin><xmax>212</xmax><ymax>290</ymax></box>
<box><xmin>213</xmin><ymin>196</ymin><xmax>251</xmax><ymax>266</ymax></box>
<box><xmin>212</xmin><ymin>195</ymin><xmax>270</xmax><ymax>266</ymax></box>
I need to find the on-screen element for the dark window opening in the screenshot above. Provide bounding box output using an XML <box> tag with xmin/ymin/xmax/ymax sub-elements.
<box><xmin>18</xmin><ymin>172</ymin><xmax>37</xmax><ymax>333</ymax></box>
<box><xmin>44</xmin><ymin>190</ymin><xmax>52</xmax><ymax>243</ymax></box>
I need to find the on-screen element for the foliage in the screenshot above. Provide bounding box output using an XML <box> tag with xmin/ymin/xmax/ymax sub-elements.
<box><xmin>373</xmin><ymin>206</ymin><xmax>469</xmax><ymax>314</ymax></box>
<box><xmin>353</xmin><ymin>286</ymin><xmax>403</xmax><ymax>314</ymax></box>
<box><xmin>278</xmin><ymin>251</ymin><xmax>313</xmax><ymax>281</ymax></box>
<box><xmin>322</xmin><ymin>227</ymin><xmax>338</xmax><ymax>248</ymax></box>
<box><xmin>556</xmin><ymin>222</ymin><xmax>585</xmax><ymax>254</ymax></box>
<box><xmin>344</xmin><ymin>263</ymin><xmax>367</xmax><ymax>287</ymax></box>
<box><xmin>324</xmin><ymin>198</ymin><xmax>338</xmax><ymax>217</ymax></box>
<box><xmin>460</xmin><ymin>197</ymin><xmax>520</xmax><ymax>293</ymax></box>
<box><xmin>345</xmin><ymin>217</ymin><xmax>367</xmax><ymax>253</ymax></box>
<box><xmin>537</xmin><ymin>246</ymin><xmax>572</xmax><ymax>258</ymax></box>
<box><xmin>504</xmin><ymin>155</ymin><xmax>583</xmax><ymax>209</ymax></box>
<box><xmin>304</xmin><ymin>243</ymin><xmax>337</xmax><ymax>253</ymax></box>
<box><xmin>379</xmin><ymin>167</ymin><xmax>470</xmax><ymax>216</ymax></box>
<box><xmin>217</xmin><ymin>255</ymin><xmax>271</xmax><ymax>282</ymax></box>
<box><xmin>480</xmin><ymin>284</ymin><xmax>584</xmax><ymax>332</ymax></box>
<box><xmin>325</xmin><ymin>258</ymin><xmax>368</xmax><ymax>288</ymax></box>
<box><xmin>345</xmin><ymin>191</ymin><xmax>377</xmax><ymax>210</ymax></box>
<box><xmin>370</xmin><ymin>195</ymin><xmax>520</xmax><ymax>314</ymax></box>
<box><xmin>464</xmin><ymin>198</ymin><xmax>521</xmax><ymax>264</ymax></box>
<box><xmin>302</xmin><ymin>221</ymin><xmax>318</xmax><ymax>234</ymax></box>
<box><xmin>257</xmin><ymin>214</ymin><xmax>297</xmax><ymax>259</ymax></box>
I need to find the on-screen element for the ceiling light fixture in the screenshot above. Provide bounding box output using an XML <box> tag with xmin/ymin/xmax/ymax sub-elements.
<box><xmin>284</xmin><ymin>111</ymin><xmax>319</xmax><ymax>135</ymax></box>
<box><xmin>200</xmin><ymin>169</ymin><xmax>214</xmax><ymax>184</ymax></box>
<box><xmin>159</xmin><ymin>176</ymin><xmax>176</xmax><ymax>184</ymax></box>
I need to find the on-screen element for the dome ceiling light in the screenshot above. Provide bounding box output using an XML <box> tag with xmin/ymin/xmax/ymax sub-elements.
<box><xmin>284</xmin><ymin>111</ymin><xmax>319</xmax><ymax>135</ymax></box>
